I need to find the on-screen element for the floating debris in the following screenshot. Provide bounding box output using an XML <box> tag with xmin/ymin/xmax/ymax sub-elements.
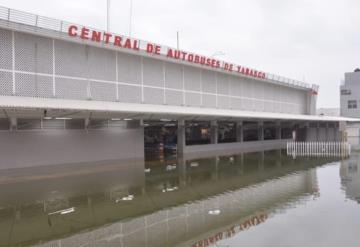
<box><xmin>190</xmin><ymin>162</ymin><xmax>199</xmax><ymax>167</ymax></box>
<box><xmin>48</xmin><ymin>207</ymin><xmax>75</xmax><ymax>215</ymax></box>
<box><xmin>162</xmin><ymin>186</ymin><xmax>178</xmax><ymax>193</ymax></box>
<box><xmin>166</xmin><ymin>164</ymin><xmax>177</xmax><ymax>171</ymax></box>
<box><xmin>208</xmin><ymin>209</ymin><xmax>221</xmax><ymax>215</ymax></box>
<box><xmin>122</xmin><ymin>195</ymin><xmax>134</xmax><ymax>201</ymax></box>
<box><xmin>115</xmin><ymin>195</ymin><xmax>134</xmax><ymax>203</ymax></box>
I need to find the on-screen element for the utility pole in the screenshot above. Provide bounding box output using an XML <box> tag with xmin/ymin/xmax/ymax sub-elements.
<box><xmin>107</xmin><ymin>0</ymin><xmax>110</xmax><ymax>32</ymax></box>
<box><xmin>129</xmin><ymin>0</ymin><xmax>133</xmax><ymax>37</ymax></box>
<box><xmin>176</xmin><ymin>31</ymin><xmax>179</xmax><ymax>50</ymax></box>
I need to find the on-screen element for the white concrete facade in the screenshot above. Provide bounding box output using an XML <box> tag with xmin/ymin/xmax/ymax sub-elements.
<box><xmin>340</xmin><ymin>70</ymin><xmax>360</xmax><ymax>118</ymax></box>
<box><xmin>0</xmin><ymin>6</ymin><xmax>317</xmax><ymax>118</ymax></box>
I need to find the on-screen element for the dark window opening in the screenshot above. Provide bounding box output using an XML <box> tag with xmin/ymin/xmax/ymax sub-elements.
<box><xmin>218</xmin><ymin>122</ymin><xmax>236</xmax><ymax>143</ymax></box>
<box><xmin>341</xmin><ymin>89</ymin><xmax>351</xmax><ymax>95</ymax></box>
<box><xmin>348</xmin><ymin>100</ymin><xmax>357</xmax><ymax>109</ymax></box>
<box><xmin>185</xmin><ymin>121</ymin><xmax>211</xmax><ymax>145</ymax></box>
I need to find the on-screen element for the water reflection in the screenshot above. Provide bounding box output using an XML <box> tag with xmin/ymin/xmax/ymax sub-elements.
<box><xmin>340</xmin><ymin>152</ymin><xmax>360</xmax><ymax>203</ymax></box>
<box><xmin>0</xmin><ymin>150</ymin><xmax>339</xmax><ymax>247</ymax></box>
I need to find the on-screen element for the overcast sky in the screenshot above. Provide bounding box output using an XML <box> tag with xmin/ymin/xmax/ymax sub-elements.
<box><xmin>0</xmin><ymin>0</ymin><xmax>358</xmax><ymax>108</ymax></box>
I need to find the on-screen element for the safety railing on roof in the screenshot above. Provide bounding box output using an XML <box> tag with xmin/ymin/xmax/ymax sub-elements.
<box><xmin>0</xmin><ymin>5</ymin><xmax>318</xmax><ymax>91</ymax></box>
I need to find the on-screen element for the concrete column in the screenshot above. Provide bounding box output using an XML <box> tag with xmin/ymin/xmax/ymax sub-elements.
<box><xmin>85</xmin><ymin>118</ymin><xmax>90</xmax><ymax>130</ymax></box>
<box><xmin>258</xmin><ymin>121</ymin><xmax>264</xmax><ymax>141</ymax></box>
<box><xmin>236</xmin><ymin>121</ymin><xmax>243</xmax><ymax>142</ymax></box>
<box><xmin>325</xmin><ymin>122</ymin><xmax>329</xmax><ymax>141</ymax></box>
<box><xmin>177</xmin><ymin>120</ymin><xmax>186</xmax><ymax>156</ymax></box>
<box><xmin>334</xmin><ymin>124</ymin><xmax>339</xmax><ymax>141</ymax></box>
<box><xmin>275</xmin><ymin>121</ymin><xmax>281</xmax><ymax>139</ymax></box>
<box><xmin>316</xmin><ymin>122</ymin><xmax>320</xmax><ymax>141</ymax></box>
<box><xmin>339</xmin><ymin>121</ymin><xmax>346</xmax><ymax>142</ymax></box>
<box><xmin>303</xmin><ymin>122</ymin><xmax>309</xmax><ymax>141</ymax></box>
<box><xmin>210</xmin><ymin>120</ymin><xmax>218</xmax><ymax>144</ymax></box>
<box><xmin>292</xmin><ymin>122</ymin><xmax>299</xmax><ymax>141</ymax></box>
<box><xmin>10</xmin><ymin>117</ymin><xmax>17</xmax><ymax>131</ymax></box>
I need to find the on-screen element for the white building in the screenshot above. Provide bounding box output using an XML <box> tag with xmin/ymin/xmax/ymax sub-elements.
<box><xmin>0</xmin><ymin>6</ymin><xmax>352</xmax><ymax>169</ymax></box>
<box><xmin>340</xmin><ymin>69</ymin><xmax>360</xmax><ymax>118</ymax></box>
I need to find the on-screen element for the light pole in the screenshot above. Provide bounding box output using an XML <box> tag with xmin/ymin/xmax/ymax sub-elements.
<box><xmin>176</xmin><ymin>31</ymin><xmax>179</xmax><ymax>50</ymax></box>
<box><xmin>129</xmin><ymin>0</ymin><xmax>133</xmax><ymax>37</ymax></box>
<box><xmin>107</xmin><ymin>0</ymin><xmax>110</xmax><ymax>32</ymax></box>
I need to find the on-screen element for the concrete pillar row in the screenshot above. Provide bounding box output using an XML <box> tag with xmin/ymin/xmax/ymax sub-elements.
<box><xmin>236</xmin><ymin>121</ymin><xmax>243</xmax><ymax>142</ymax></box>
<box><xmin>177</xmin><ymin>119</ymin><xmax>186</xmax><ymax>156</ymax></box>
<box><xmin>210</xmin><ymin>120</ymin><xmax>218</xmax><ymax>144</ymax></box>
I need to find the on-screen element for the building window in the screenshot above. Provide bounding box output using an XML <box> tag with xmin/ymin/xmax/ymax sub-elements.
<box><xmin>348</xmin><ymin>100</ymin><xmax>357</xmax><ymax>109</ymax></box>
<box><xmin>341</xmin><ymin>89</ymin><xmax>351</xmax><ymax>95</ymax></box>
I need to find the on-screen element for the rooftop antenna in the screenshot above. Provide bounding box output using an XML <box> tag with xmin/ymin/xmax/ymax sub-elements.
<box><xmin>129</xmin><ymin>0</ymin><xmax>133</xmax><ymax>37</ymax></box>
<box><xmin>106</xmin><ymin>0</ymin><xmax>110</xmax><ymax>32</ymax></box>
<box><xmin>176</xmin><ymin>31</ymin><xmax>179</xmax><ymax>50</ymax></box>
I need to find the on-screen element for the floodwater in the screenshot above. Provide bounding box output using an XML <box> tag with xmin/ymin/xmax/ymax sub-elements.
<box><xmin>0</xmin><ymin>150</ymin><xmax>360</xmax><ymax>247</ymax></box>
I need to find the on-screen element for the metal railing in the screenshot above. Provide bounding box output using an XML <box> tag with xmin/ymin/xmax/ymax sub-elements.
<box><xmin>287</xmin><ymin>141</ymin><xmax>351</xmax><ymax>158</ymax></box>
<box><xmin>0</xmin><ymin>5</ymin><xmax>318</xmax><ymax>91</ymax></box>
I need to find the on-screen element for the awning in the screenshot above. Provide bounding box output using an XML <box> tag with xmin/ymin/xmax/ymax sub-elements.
<box><xmin>0</xmin><ymin>95</ymin><xmax>356</xmax><ymax>122</ymax></box>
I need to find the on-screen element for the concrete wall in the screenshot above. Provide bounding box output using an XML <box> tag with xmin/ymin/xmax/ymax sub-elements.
<box><xmin>182</xmin><ymin>139</ymin><xmax>290</xmax><ymax>157</ymax></box>
<box><xmin>340</xmin><ymin>71</ymin><xmax>360</xmax><ymax>118</ymax></box>
<box><xmin>0</xmin><ymin>28</ymin><xmax>309</xmax><ymax>115</ymax></box>
<box><xmin>0</xmin><ymin>128</ymin><xmax>144</xmax><ymax>170</ymax></box>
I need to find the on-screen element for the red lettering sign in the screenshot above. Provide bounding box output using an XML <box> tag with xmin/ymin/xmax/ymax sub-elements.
<box><xmin>66</xmin><ymin>24</ymin><xmax>268</xmax><ymax>80</ymax></box>
<box><xmin>68</xmin><ymin>25</ymin><xmax>77</xmax><ymax>37</ymax></box>
<box><xmin>91</xmin><ymin>31</ymin><xmax>101</xmax><ymax>42</ymax></box>
<box><xmin>80</xmin><ymin>27</ymin><xmax>89</xmax><ymax>40</ymax></box>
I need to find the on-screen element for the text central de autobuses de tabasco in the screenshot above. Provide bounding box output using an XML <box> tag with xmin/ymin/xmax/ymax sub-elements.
<box><xmin>68</xmin><ymin>25</ymin><xmax>266</xmax><ymax>80</ymax></box>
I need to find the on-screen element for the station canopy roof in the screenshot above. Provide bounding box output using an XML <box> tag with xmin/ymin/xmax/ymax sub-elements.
<box><xmin>0</xmin><ymin>96</ymin><xmax>356</xmax><ymax>122</ymax></box>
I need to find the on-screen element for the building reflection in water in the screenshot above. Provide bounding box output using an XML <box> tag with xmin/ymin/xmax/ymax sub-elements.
<box><xmin>0</xmin><ymin>150</ymin><xmax>338</xmax><ymax>247</ymax></box>
<box><xmin>340</xmin><ymin>152</ymin><xmax>360</xmax><ymax>203</ymax></box>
